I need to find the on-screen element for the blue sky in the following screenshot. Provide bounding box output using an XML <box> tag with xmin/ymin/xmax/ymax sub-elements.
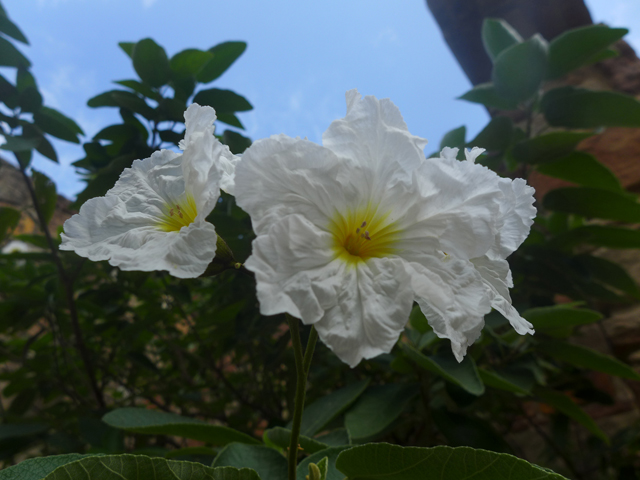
<box><xmin>5</xmin><ymin>0</ymin><xmax>640</xmax><ymax>198</ymax></box>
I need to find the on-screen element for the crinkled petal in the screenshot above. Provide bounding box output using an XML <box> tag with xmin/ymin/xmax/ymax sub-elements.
<box><xmin>180</xmin><ymin>103</ymin><xmax>216</xmax><ymax>150</ymax></box>
<box><xmin>408</xmin><ymin>254</ymin><xmax>491</xmax><ymax>362</ymax></box>
<box><xmin>472</xmin><ymin>255</ymin><xmax>534</xmax><ymax>335</ymax></box>
<box><xmin>235</xmin><ymin>134</ymin><xmax>354</xmax><ymax>235</ymax></box>
<box><xmin>490</xmin><ymin>178</ymin><xmax>536</xmax><ymax>259</ymax></box>
<box><xmin>313</xmin><ymin>257</ymin><xmax>414</xmax><ymax>367</ymax></box>
<box><xmin>406</xmin><ymin>155</ymin><xmax>503</xmax><ymax>260</ymax></box>
<box><xmin>322</xmin><ymin>89</ymin><xmax>428</xmax><ymax>187</ymax></box>
<box><xmin>60</xmin><ymin>195</ymin><xmax>217</xmax><ymax>278</ymax></box>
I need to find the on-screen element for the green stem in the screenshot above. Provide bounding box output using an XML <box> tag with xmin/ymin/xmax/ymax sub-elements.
<box><xmin>286</xmin><ymin>314</ymin><xmax>318</xmax><ymax>480</ymax></box>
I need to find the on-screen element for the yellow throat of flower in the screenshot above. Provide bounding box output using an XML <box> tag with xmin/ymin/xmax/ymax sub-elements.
<box><xmin>157</xmin><ymin>195</ymin><xmax>198</xmax><ymax>232</ymax></box>
<box><xmin>329</xmin><ymin>204</ymin><xmax>401</xmax><ymax>264</ymax></box>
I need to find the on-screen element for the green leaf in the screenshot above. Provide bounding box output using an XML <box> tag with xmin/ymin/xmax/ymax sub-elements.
<box><xmin>216</xmin><ymin>112</ymin><xmax>244</xmax><ymax>129</ymax></box>
<box><xmin>194</xmin><ymin>88</ymin><xmax>252</xmax><ymax>114</ymax></box>
<box><xmin>458</xmin><ymin>82</ymin><xmax>518</xmax><ymax>110</ymax></box>
<box><xmin>511</xmin><ymin>131</ymin><xmax>593</xmax><ymax>164</ymax></box>
<box><xmin>432</xmin><ymin>409</ymin><xmax>511</xmax><ymax>453</ymax></box>
<box><xmin>263</xmin><ymin>427</ymin><xmax>328</xmax><ymax>454</ymax></box>
<box><xmin>344</xmin><ymin>384</ymin><xmax>418</xmax><ymax>441</ymax></box>
<box><xmin>16</xmin><ymin>69</ymin><xmax>42</xmax><ymax>113</ymax></box>
<box><xmin>536</xmin><ymin>388</ymin><xmax>608</xmax><ymax>443</ymax></box>
<box><xmin>107</xmin><ymin>91</ymin><xmax>156</xmax><ymax>119</ymax></box>
<box><xmin>439</xmin><ymin>125</ymin><xmax>466</xmax><ymax>152</ymax></box>
<box><xmin>212</xmin><ymin>444</ymin><xmax>287</xmax><ymax>480</ymax></box>
<box><xmin>0</xmin><ymin>72</ymin><xmax>18</xmax><ymax>109</ymax></box>
<box><xmin>0</xmin><ymin>206</ymin><xmax>21</xmax><ymax>242</ymax></box>
<box><xmin>0</xmin><ymin>454</ymin><xmax>95</xmax><ymax>480</ymax></box>
<box><xmin>401</xmin><ymin>344</ymin><xmax>484</xmax><ymax>396</ymax></box>
<box><xmin>297</xmin><ymin>447</ymin><xmax>350</xmax><ymax>480</ymax></box>
<box><xmin>481</xmin><ymin>18</ymin><xmax>523</xmax><ymax>62</ymax></box>
<box><xmin>33</xmin><ymin>107</ymin><xmax>83</xmax><ymax>143</ymax></box>
<box><xmin>522</xmin><ymin>305</ymin><xmax>602</xmax><ymax>335</ymax></box>
<box><xmin>572</xmin><ymin>254</ymin><xmax>640</xmax><ymax>299</ymax></box>
<box><xmin>102</xmin><ymin>408</ymin><xmax>259</xmax><ymax>446</ymax></box>
<box><xmin>114</xmin><ymin>79</ymin><xmax>160</xmax><ymax>101</ymax></box>
<box><xmin>469</xmin><ymin>116</ymin><xmax>513</xmax><ymax>151</ymax></box>
<box><xmin>132</xmin><ymin>38</ymin><xmax>170</xmax><ymax>88</ymax></box>
<box><xmin>315</xmin><ymin>429</ymin><xmax>350</xmax><ymax>447</ymax></box>
<box><xmin>547</xmin><ymin>25</ymin><xmax>628</xmax><ymax>79</ymax></box>
<box><xmin>22</xmin><ymin>122</ymin><xmax>57</xmax><ymax>163</ymax></box>
<box><xmin>542</xmin><ymin>86</ymin><xmax>640</xmax><ymax>128</ymax></box>
<box><xmin>478</xmin><ymin>368</ymin><xmax>531</xmax><ymax>395</ymax></box>
<box><xmin>492</xmin><ymin>34</ymin><xmax>548</xmax><ymax>103</ymax></box>
<box><xmin>550</xmin><ymin>225</ymin><xmax>640</xmax><ymax>250</ymax></box>
<box><xmin>291</xmin><ymin>379</ymin><xmax>370</xmax><ymax>437</ymax></box>
<box><xmin>537</xmin><ymin>341</ymin><xmax>640</xmax><ymax>381</ymax></box>
<box><xmin>32</xmin><ymin>170</ymin><xmax>57</xmax><ymax>224</ymax></box>
<box><xmin>409</xmin><ymin>305</ymin><xmax>430</xmax><ymax>334</ymax></box>
<box><xmin>198</xmin><ymin>41</ymin><xmax>247</xmax><ymax>84</ymax></box>
<box><xmin>543</xmin><ymin>187</ymin><xmax>640</xmax><ymax>222</ymax></box>
<box><xmin>41</xmin><ymin>455</ymin><xmax>259</xmax><ymax>480</ymax></box>
<box><xmin>0</xmin><ymin>423</ymin><xmax>47</xmax><ymax>441</ymax></box>
<box><xmin>222</xmin><ymin>130</ymin><xmax>251</xmax><ymax>154</ymax></box>
<box><xmin>335</xmin><ymin>443</ymin><xmax>568</xmax><ymax>479</ymax></box>
<box><xmin>164</xmin><ymin>447</ymin><xmax>218</xmax><ymax>459</ymax></box>
<box><xmin>159</xmin><ymin>129</ymin><xmax>184</xmax><ymax>146</ymax></box>
<box><xmin>536</xmin><ymin>151</ymin><xmax>622</xmax><ymax>191</ymax></box>
<box><xmin>170</xmin><ymin>48</ymin><xmax>214</xmax><ymax>77</ymax></box>
<box><xmin>0</xmin><ymin>135</ymin><xmax>40</xmax><ymax>152</ymax></box>
<box><xmin>0</xmin><ymin>12</ymin><xmax>29</xmax><ymax>44</ymax></box>
<box><xmin>0</xmin><ymin>35</ymin><xmax>30</xmax><ymax>68</ymax></box>
<box><xmin>118</xmin><ymin>42</ymin><xmax>135</xmax><ymax>58</ymax></box>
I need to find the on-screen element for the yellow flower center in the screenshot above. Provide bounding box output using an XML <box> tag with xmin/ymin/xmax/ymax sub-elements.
<box><xmin>157</xmin><ymin>195</ymin><xmax>198</xmax><ymax>232</ymax></box>
<box><xmin>329</xmin><ymin>203</ymin><xmax>402</xmax><ymax>264</ymax></box>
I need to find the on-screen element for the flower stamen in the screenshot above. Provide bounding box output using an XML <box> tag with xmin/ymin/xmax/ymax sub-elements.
<box><xmin>157</xmin><ymin>196</ymin><xmax>198</xmax><ymax>232</ymax></box>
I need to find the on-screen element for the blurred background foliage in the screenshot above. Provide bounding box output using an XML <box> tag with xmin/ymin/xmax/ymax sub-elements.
<box><xmin>1</xmin><ymin>1</ymin><xmax>640</xmax><ymax>479</ymax></box>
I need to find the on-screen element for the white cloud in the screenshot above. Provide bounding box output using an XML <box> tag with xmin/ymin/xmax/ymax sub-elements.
<box><xmin>372</xmin><ymin>27</ymin><xmax>398</xmax><ymax>47</ymax></box>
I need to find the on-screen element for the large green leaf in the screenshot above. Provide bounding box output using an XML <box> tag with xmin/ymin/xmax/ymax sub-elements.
<box><xmin>344</xmin><ymin>384</ymin><xmax>418</xmax><ymax>442</ymax></box>
<box><xmin>114</xmin><ymin>80</ymin><xmax>160</xmax><ymax>101</ymax></box>
<box><xmin>542</xmin><ymin>86</ymin><xmax>640</xmax><ymax>128</ymax></box>
<box><xmin>170</xmin><ymin>49</ymin><xmax>214</xmax><ymax>77</ymax></box>
<box><xmin>119</xmin><ymin>42</ymin><xmax>135</xmax><ymax>58</ymax></box>
<box><xmin>290</xmin><ymin>378</ymin><xmax>370</xmax><ymax>437</ymax></box>
<box><xmin>573</xmin><ymin>254</ymin><xmax>640</xmax><ymax>299</ymax></box>
<box><xmin>537</xmin><ymin>341</ymin><xmax>640</xmax><ymax>381</ymax></box>
<box><xmin>478</xmin><ymin>368</ymin><xmax>531</xmax><ymax>395</ymax></box>
<box><xmin>0</xmin><ymin>11</ymin><xmax>29</xmax><ymax>44</ymax></box>
<box><xmin>0</xmin><ymin>206</ymin><xmax>21</xmax><ymax>242</ymax></box>
<box><xmin>469</xmin><ymin>115</ymin><xmax>513</xmax><ymax>151</ymax></box>
<box><xmin>297</xmin><ymin>447</ymin><xmax>350</xmax><ymax>480</ymax></box>
<box><xmin>40</xmin><ymin>455</ymin><xmax>260</xmax><ymax>480</ymax></box>
<box><xmin>0</xmin><ymin>135</ymin><xmax>40</xmax><ymax>152</ymax></box>
<box><xmin>212</xmin><ymin>443</ymin><xmax>287</xmax><ymax>480</ymax></box>
<box><xmin>439</xmin><ymin>125</ymin><xmax>465</xmax><ymax>151</ymax></box>
<box><xmin>543</xmin><ymin>187</ymin><xmax>640</xmax><ymax>222</ymax></box>
<box><xmin>432</xmin><ymin>409</ymin><xmax>511</xmax><ymax>453</ymax></box>
<box><xmin>481</xmin><ymin>18</ymin><xmax>523</xmax><ymax>62</ymax></box>
<box><xmin>536</xmin><ymin>389</ymin><xmax>608</xmax><ymax>443</ymax></box>
<box><xmin>401</xmin><ymin>344</ymin><xmax>484</xmax><ymax>396</ymax></box>
<box><xmin>102</xmin><ymin>408</ymin><xmax>259</xmax><ymax>446</ymax></box>
<box><xmin>193</xmin><ymin>88</ymin><xmax>252</xmax><ymax>114</ymax></box>
<box><xmin>458</xmin><ymin>82</ymin><xmax>518</xmax><ymax>110</ymax></box>
<box><xmin>132</xmin><ymin>38</ymin><xmax>170</xmax><ymax>88</ymax></box>
<box><xmin>492</xmin><ymin>34</ymin><xmax>548</xmax><ymax>103</ymax></box>
<box><xmin>0</xmin><ymin>454</ymin><xmax>95</xmax><ymax>480</ymax></box>
<box><xmin>0</xmin><ymin>35</ymin><xmax>30</xmax><ymax>68</ymax></box>
<box><xmin>536</xmin><ymin>151</ymin><xmax>622</xmax><ymax>191</ymax></box>
<box><xmin>33</xmin><ymin>107</ymin><xmax>83</xmax><ymax>143</ymax></box>
<box><xmin>32</xmin><ymin>170</ymin><xmax>57</xmax><ymax>225</ymax></box>
<box><xmin>198</xmin><ymin>41</ymin><xmax>247</xmax><ymax>83</ymax></box>
<box><xmin>335</xmin><ymin>443</ymin><xmax>568</xmax><ymax>479</ymax></box>
<box><xmin>263</xmin><ymin>427</ymin><xmax>328</xmax><ymax>454</ymax></box>
<box><xmin>550</xmin><ymin>225</ymin><xmax>640</xmax><ymax>250</ymax></box>
<box><xmin>547</xmin><ymin>25</ymin><xmax>628</xmax><ymax>79</ymax></box>
<box><xmin>511</xmin><ymin>131</ymin><xmax>593</xmax><ymax>164</ymax></box>
<box><xmin>522</xmin><ymin>305</ymin><xmax>602</xmax><ymax>337</ymax></box>
<box><xmin>222</xmin><ymin>130</ymin><xmax>251</xmax><ymax>154</ymax></box>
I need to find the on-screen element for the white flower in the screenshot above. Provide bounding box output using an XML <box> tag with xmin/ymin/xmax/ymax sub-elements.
<box><xmin>235</xmin><ymin>89</ymin><xmax>536</xmax><ymax>367</ymax></box>
<box><xmin>60</xmin><ymin>104</ymin><xmax>238</xmax><ymax>279</ymax></box>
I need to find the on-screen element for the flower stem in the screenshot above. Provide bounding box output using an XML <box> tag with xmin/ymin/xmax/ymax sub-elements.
<box><xmin>286</xmin><ymin>314</ymin><xmax>318</xmax><ymax>480</ymax></box>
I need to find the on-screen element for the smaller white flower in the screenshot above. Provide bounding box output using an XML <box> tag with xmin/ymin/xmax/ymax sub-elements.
<box><xmin>60</xmin><ymin>104</ymin><xmax>238</xmax><ymax>279</ymax></box>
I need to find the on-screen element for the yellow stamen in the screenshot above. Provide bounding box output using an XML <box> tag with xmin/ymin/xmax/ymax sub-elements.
<box><xmin>157</xmin><ymin>195</ymin><xmax>198</xmax><ymax>232</ymax></box>
<box><xmin>328</xmin><ymin>202</ymin><xmax>401</xmax><ymax>265</ymax></box>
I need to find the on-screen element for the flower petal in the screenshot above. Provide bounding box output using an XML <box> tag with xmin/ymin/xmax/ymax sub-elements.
<box><xmin>472</xmin><ymin>255</ymin><xmax>534</xmax><ymax>335</ymax></box>
<box><xmin>322</xmin><ymin>89</ymin><xmax>428</xmax><ymax>187</ymax></box>
<box><xmin>408</xmin><ymin>254</ymin><xmax>491</xmax><ymax>362</ymax></box>
<box><xmin>491</xmin><ymin>177</ymin><xmax>536</xmax><ymax>259</ymax></box>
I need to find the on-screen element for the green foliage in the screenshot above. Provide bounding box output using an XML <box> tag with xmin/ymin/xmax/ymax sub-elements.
<box><xmin>212</xmin><ymin>444</ymin><xmax>287</xmax><ymax>480</ymax></box>
<box><xmin>335</xmin><ymin>444</ymin><xmax>569</xmax><ymax>479</ymax></box>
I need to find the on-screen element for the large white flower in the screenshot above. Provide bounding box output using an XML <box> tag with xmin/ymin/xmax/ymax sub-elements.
<box><xmin>235</xmin><ymin>89</ymin><xmax>536</xmax><ymax>367</ymax></box>
<box><xmin>60</xmin><ymin>104</ymin><xmax>238</xmax><ymax>279</ymax></box>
